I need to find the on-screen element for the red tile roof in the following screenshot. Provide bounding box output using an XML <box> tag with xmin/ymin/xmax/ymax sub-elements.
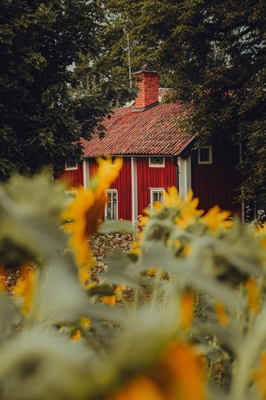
<box><xmin>82</xmin><ymin>101</ymin><xmax>193</xmax><ymax>157</ymax></box>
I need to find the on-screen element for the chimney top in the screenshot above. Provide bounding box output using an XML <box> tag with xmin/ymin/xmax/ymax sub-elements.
<box><xmin>133</xmin><ymin>70</ymin><xmax>159</xmax><ymax>111</ymax></box>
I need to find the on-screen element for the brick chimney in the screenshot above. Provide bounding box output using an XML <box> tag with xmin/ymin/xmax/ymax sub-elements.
<box><xmin>133</xmin><ymin>70</ymin><xmax>159</xmax><ymax>111</ymax></box>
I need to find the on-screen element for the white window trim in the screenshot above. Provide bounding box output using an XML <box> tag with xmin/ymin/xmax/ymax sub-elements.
<box><xmin>105</xmin><ymin>189</ymin><xmax>118</xmax><ymax>220</ymax></box>
<box><xmin>150</xmin><ymin>188</ymin><xmax>165</xmax><ymax>208</ymax></box>
<box><xmin>198</xmin><ymin>146</ymin><xmax>212</xmax><ymax>164</ymax></box>
<box><xmin>149</xmin><ymin>157</ymin><xmax>165</xmax><ymax>168</ymax></box>
<box><xmin>65</xmin><ymin>161</ymin><xmax>78</xmax><ymax>171</ymax></box>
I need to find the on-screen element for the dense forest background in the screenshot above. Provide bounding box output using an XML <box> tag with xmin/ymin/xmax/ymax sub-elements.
<box><xmin>0</xmin><ymin>0</ymin><xmax>265</xmax><ymax>203</ymax></box>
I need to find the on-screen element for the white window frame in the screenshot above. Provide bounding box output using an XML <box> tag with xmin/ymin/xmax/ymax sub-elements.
<box><xmin>150</xmin><ymin>188</ymin><xmax>165</xmax><ymax>208</ymax></box>
<box><xmin>65</xmin><ymin>161</ymin><xmax>78</xmax><ymax>171</ymax></box>
<box><xmin>105</xmin><ymin>189</ymin><xmax>118</xmax><ymax>220</ymax></box>
<box><xmin>198</xmin><ymin>146</ymin><xmax>212</xmax><ymax>164</ymax></box>
<box><xmin>149</xmin><ymin>157</ymin><xmax>165</xmax><ymax>168</ymax></box>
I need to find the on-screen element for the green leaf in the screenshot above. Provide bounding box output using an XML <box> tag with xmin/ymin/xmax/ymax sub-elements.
<box><xmin>98</xmin><ymin>219</ymin><xmax>134</xmax><ymax>234</ymax></box>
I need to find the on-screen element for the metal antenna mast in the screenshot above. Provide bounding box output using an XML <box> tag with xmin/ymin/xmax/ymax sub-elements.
<box><xmin>127</xmin><ymin>33</ymin><xmax>132</xmax><ymax>88</ymax></box>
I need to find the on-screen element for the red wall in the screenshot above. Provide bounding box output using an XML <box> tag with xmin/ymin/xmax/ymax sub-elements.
<box><xmin>87</xmin><ymin>156</ymin><xmax>178</xmax><ymax>220</ymax></box>
<box><xmin>191</xmin><ymin>139</ymin><xmax>242</xmax><ymax>215</ymax></box>
<box><xmin>59</xmin><ymin>163</ymin><xmax>83</xmax><ymax>188</ymax></box>
<box><xmin>58</xmin><ymin>148</ymin><xmax>241</xmax><ymax>222</ymax></box>
<box><xmin>88</xmin><ymin>157</ymin><xmax>132</xmax><ymax>221</ymax></box>
<box><xmin>111</xmin><ymin>158</ymin><xmax>132</xmax><ymax>221</ymax></box>
<box><xmin>137</xmin><ymin>157</ymin><xmax>178</xmax><ymax>215</ymax></box>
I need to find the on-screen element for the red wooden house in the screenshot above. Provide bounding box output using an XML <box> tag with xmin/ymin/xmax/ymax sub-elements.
<box><xmin>60</xmin><ymin>70</ymin><xmax>242</xmax><ymax>226</ymax></box>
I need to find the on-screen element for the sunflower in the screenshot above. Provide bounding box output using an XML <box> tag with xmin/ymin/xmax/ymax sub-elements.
<box><xmin>63</xmin><ymin>157</ymin><xmax>123</xmax><ymax>269</ymax></box>
<box><xmin>201</xmin><ymin>205</ymin><xmax>232</xmax><ymax>231</ymax></box>
<box><xmin>173</xmin><ymin>188</ymin><xmax>204</xmax><ymax>230</ymax></box>
<box><xmin>215</xmin><ymin>301</ymin><xmax>229</xmax><ymax>326</ymax></box>
<box><xmin>254</xmin><ymin>351</ymin><xmax>266</xmax><ymax>399</ymax></box>
<box><xmin>179</xmin><ymin>291</ymin><xmax>195</xmax><ymax>331</ymax></box>
<box><xmin>245</xmin><ymin>276</ymin><xmax>260</xmax><ymax>316</ymax></box>
<box><xmin>102</xmin><ymin>284</ymin><xmax>127</xmax><ymax>306</ymax></box>
<box><xmin>131</xmin><ymin>188</ymin><xmax>203</xmax><ymax>258</ymax></box>
<box><xmin>12</xmin><ymin>265</ymin><xmax>36</xmax><ymax>315</ymax></box>
<box><xmin>107</xmin><ymin>340</ymin><xmax>208</xmax><ymax>400</ymax></box>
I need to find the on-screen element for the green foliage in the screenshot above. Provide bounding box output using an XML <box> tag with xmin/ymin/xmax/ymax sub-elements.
<box><xmin>88</xmin><ymin>0</ymin><xmax>162</xmax><ymax>105</ymax></box>
<box><xmin>98</xmin><ymin>0</ymin><xmax>266</xmax><ymax>204</ymax></box>
<box><xmin>142</xmin><ymin>0</ymin><xmax>266</xmax><ymax>204</ymax></box>
<box><xmin>1</xmin><ymin>173</ymin><xmax>266</xmax><ymax>399</ymax></box>
<box><xmin>0</xmin><ymin>173</ymin><xmax>179</xmax><ymax>399</ymax></box>
<box><xmin>0</xmin><ymin>0</ymin><xmax>113</xmax><ymax>180</ymax></box>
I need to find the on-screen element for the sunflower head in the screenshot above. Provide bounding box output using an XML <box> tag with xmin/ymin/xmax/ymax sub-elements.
<box><xmin>63</xmin><ymin>157</ymin><xmax>123</xmax><ymax>270</ymax></box>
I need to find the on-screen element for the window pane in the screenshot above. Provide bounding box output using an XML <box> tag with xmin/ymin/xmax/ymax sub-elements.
<box><xmin>199</xmin><ymin>148</ymin><xmax>210</xmax><ymax>162</ymax></box>
<box><xmin>65</xmin><ymin>161</ymin><xmax>78</xmax><ymax>170</ymax></box>
<box><xmin>66</xmin><ymin>161</ymin><xmax>77</xmax><ymax>168</ymax></box>
<box><xmin>106</xmin><ymin>190</ymin><xmax>117</xmax><ymax>219</ymax></box>
<box><xmin>149</xmin><ymin>157</ymin><xmax>165</xmax><ymax>167</ymax></box>
<box><xmin>158</xmin><ymin>192</ymin><xmax>163</xmax><ymax>203</ymax></box>
<box><xmin>151</xmin><ymin>190</ymin><xmax>164</xmax><ymax>207</ymax></box>
<box><xmin>153</xmin><ymin>192</ymin><xmax>163</xmax><ymax>203</ymax></box>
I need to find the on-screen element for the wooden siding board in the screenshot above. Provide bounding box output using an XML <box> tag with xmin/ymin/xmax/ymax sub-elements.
<box><xmin>88</xmin><ymin>157</ymin><xmax>132</xmax><ymax>221</ymax></box>
<box><xmin>88</xmin><ymin>159</ymin><xmax>99</xmax><ymax>178</ymax></box>
<box><xmin>59</xmin><ymin>163</ymin><xmax>83</xmax><ymax>187</ymax></box>
<box><xmin>111</xmin><ymin>158</ymin><xmax>132</xmax><ymax>221</ymax></box>
<box><xmin>137</xmin><ymin>157</ymin><xmax>177</xmax><ymax>215</ymax></box>
<box><xmin>191</xmin><ymin>140</ymin><xmax>241</xmax><ymax>215</ymax></box>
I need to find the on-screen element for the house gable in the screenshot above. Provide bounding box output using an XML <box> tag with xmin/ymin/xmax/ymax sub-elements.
<box><xmin>191</xmin><ymin>138</ymin><xmax>241</xmax><ymax>215</ymax></box>
<box><xmin>59</xmin><ymin>69</ymin><xmax>242</xmax><ymax>224</ymax></box>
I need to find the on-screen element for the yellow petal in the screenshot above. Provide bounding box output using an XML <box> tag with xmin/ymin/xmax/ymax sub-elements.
<box><xmin>102</xmin><ymin>295</ymin><xmax>116</xmax><ymax>306</ymax></box>
<box><xmin>80</xmin><ymin>316</ymin><xmax>91</xmax><ymax>328</ymax></box>
<box><xmin>245</xmin><ymin>276</ymin><xmax>260</xmax><ymax>315</ymax></box>
<box><xmin>254</xmin><ymin>351</ymin><xmax>266</xmax><ymax>398</ymax></box>
<box><xmin>201</xmin><ymin>206</ymin><xmax>232</xmax><ymax>231</ymax></box>
<box><xmin>71</xmin><ymin>329</ymin><xmax>81</xmax><ymax>341</ymax></box>
<box><xmin>13</xmin><ymin>268</ymin><xmax>36</xmax><ymax>315</ymax></box>
<box><xmin>215</xmin><ymin>301</ymin><xmax>229</xmax><ymax>326</ymax></box>
<box><xmin>160</xmin><ymin>341</ymin><xmax>208</xmax><ymax>400</ymax></box>
<box><xmin>180</xmin><ymin>292</ymin><xmax>195</xmax><ymax>331</ymax></box>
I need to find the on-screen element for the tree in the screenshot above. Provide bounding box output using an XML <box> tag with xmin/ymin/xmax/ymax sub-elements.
<box><xmin>0</xmin><ymin>0</ymin><xmax>115</xmax><ymax>180</ymax></box>
<box><xmin>98</xmin><ymin>0</ymin><xmax>266</xmax><ymax>204</ymax></box>
<box><xmin>86</xmin><ymin>0</ymin><xmax>166</xmax><ymax>106</ymax></box>
<box><xmin>135</xmin><ymin>0</ymin><xmax>266</xmax><ymax>204</ymax></box>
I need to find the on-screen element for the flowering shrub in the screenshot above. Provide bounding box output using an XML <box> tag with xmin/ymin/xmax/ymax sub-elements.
<box><xmin>89</xmin><ymin>232</ymin><xmax>135</xmax><ymax>272</ymax></box>
<box><xmin>0</xmin><ymin>158</ymin><xmax>266</xmax><ymax>399</ymax></box>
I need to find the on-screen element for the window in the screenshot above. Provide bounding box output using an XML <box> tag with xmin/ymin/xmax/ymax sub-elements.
<box><xmin>149</xmin><ymin>157</ymin><xmax>165</xmax><ymax>167</ymax></box>
<box><xmin>105</xmin><ymin>189</ymin><xmax>118</xmax><ymax>219</ymax></box>
<box><xmin>150</xmin><ymin>188</ymin><xmax>165</xmax><ymax>208</ymax></box>
<box><xmin>65</xmin><ymin>161</ymin><xmax>78</xmax><ymax>171</ymax></box>
<box><xmin>198</xmin><ymin>146</ymin><xmax>212</xmax><ymax>164</ymax></box>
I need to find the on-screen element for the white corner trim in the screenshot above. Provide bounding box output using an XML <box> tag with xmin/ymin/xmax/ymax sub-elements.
<box><xmin>131</xmin><ymin>157</ymin><xmax>138</xmax><ymax>230</ymax></box>
<box><xmin>178</xmin><ymin>156</ymin><xmax>191</xmax><ymax>200</ymax></box>
<box><xmin>83</xmin><ymin>160</ymin><xmax>87</xmax><ymax>190</ymax></box>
